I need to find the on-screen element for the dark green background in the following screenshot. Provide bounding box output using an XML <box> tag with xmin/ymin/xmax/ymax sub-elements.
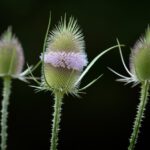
<box><xmin>0</xmin><ymin>0</ymin><xmax>150</xmax><ymax>150</ymax></box>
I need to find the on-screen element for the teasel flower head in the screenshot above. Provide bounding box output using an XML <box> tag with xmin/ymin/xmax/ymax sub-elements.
<box><xmin>130</xmin><ymin>27</ymin><xmax>150</xmax><ymax>81</ymax></box>
<box><xmin>41</xmin><ymin>17</ymin><xmax>88</xmax><ymax>94</ymax></box>
<box><xmin>0</xmin><ymin>27</ymin><xmax>33</xmax><ymax>81</ymax></box>
<box><xmin>109</xmin><ymin>27</ymin><xmax>150</xmax><ymax>86</ymax></box>
<box><xmin>109</xmin><ymin>27</ymin><xmax>150</xmax><ymax>150</ymax></box>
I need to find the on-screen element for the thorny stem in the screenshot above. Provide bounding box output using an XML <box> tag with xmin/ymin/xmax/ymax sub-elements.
<box><xmin>1</xmin><ymin>77</ymin><xmax>11</xmax><ymax>150</ymax></box>
<box><xmin>128</xmin><ymin>80</ymin><xmax>149</xmax><ymax>150</ymax></box>
<box><xmin>50</xmin><ymin>91</ymin><xmax>64</xmax><ymax>150</ymax></box>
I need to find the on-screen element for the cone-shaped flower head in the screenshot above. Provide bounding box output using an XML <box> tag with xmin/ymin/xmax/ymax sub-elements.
<box><xmin>130</xmin><ymin>27</ymin><xmax>150</xmax><ymax>81</ymax></box>
<box><xmin>42</xmin><ymin>17</ymin><xmax>88</xmax><ymax>93</ymax></box>
<box><xmin>0</xmin><ymin>27</ymin><xmax>24</xmax><ymax>76</ymax></box>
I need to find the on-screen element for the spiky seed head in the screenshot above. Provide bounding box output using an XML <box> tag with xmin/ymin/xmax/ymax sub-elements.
<box><xmin>130</xmin><ymin>27</ymin><xmax>150</xmax><ymax>81</ymax></box>
<box><xmin>0</xmin><ymin>27</ymin><xmax>24</xmax><ymax>76</ymax></box>
<box><xmin>42</xmin><ymin>17</ymin><xmax>88</xmax><ymax>93</ymax></box>
<box><xmin>47</xmin><ymin>16</ymin><xmax>85</xmax><ymax>52</ymax></box>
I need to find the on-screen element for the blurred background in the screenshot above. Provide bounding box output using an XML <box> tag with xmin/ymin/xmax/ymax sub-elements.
<box><xmin>0</xmin><ymin>0</ymin><xmax>150</xmax><ymax>149</ymax></box>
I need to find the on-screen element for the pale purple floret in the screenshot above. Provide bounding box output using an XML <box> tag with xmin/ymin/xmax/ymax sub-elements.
<box><xmin>42</xmin><ymin>51</ymin><xmax>88</xmax><ymax>71</ymax></box>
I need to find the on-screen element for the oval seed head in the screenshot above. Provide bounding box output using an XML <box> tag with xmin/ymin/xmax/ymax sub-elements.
<box><xmin>42</xmin><ymin>17</ymin><xmax>88</xmax><ymax>93</ymax></box>
<box><xmin>130</xmin><ymin>27</ymin><xmax>150</xmax><ymax>81</ymax></box>
<box><xmin>0</xmin><ymin>27</ymin><xmax>24</xmax><ymax>76</ymax></box>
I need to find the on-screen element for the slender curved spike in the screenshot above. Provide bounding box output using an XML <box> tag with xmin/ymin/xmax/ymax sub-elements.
<box><xmin>19</xmin><ymin>76</ymin><xmax>40</xmax><ymax>83</ymax></box>
<box><xmin>18</xmin><ymin>65</ymin><xmax>33</xmax><ymax>77</ymax></box>
<box><xmin>26</xmin><ymin>64</ymin><xmax>41</xmax><ymax>85</ymax></box>
<box><xmin>117</xmin><ymin>77</ymin><xmax>131</xmax><ymax>82</ymax></box>
<box><xmin>117</xmin><ymin>78</ymin><xmax>132</xmax><ymax>84</ymax></box>
<box><xmin>30</xmin><ymin>60</ymin><xmax>42</xmax><ymax>73</ymax></box>
<box><xmin>25</xmin><ymin>76</ymin><xmax>41</xmax><ymax>80</ymax></box>
<box><xmin>42</xmin><ymin>12</ymin><xmax>52</xmax><ymax>88</ymax></box>
<box><xmin>18</xmin><ymin>77</ymin><xmax>29</xmax><ymax>83</ymax></box>
<box><xmin>30</xmin><ymin>85</ymin><xmax>48</xmax><ymax>92</ymax></box>
<box><xmin>108</xmin><ymin>67</ymin><xmax>129</xmax><ymax>79</ymax></box>
<box><xmin>131</xmin><ymin>81</ymin><xmax>139</xmax><ymax>87</ymax></box>
<box><xmin>79</xmin><ymin>74</ymin><xmax>103</xmax><ymax>91</ymax></box>
<box><xmin>18</xmin><ymin>75</ymin><xmax>38</xmax><ymax>83</ymax></box>
<box><xmin>75</xmin><ymin>45</ymin><xmax>122</xmax><ymax>85</ymax></box>
<box><xmin>117</xmin><ymin>39</ymin><xmax>133</xmax><ymax>77</ymax></box>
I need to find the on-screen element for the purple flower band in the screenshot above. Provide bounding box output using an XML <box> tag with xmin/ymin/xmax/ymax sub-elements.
<box><xmin>42</xmin><ymin>51</ymin><xmax>88</xmax><ymax>71</ymax></box>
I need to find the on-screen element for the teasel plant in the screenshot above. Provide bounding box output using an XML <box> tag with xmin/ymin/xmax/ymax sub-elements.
<box><xmin>31</xmin><ymin>14</ymin><xmax>122</xmax><ymax>150</ymax></box>
<box><xmin>109</xmin><ymin>27</ymin><xmax>150</xmax><ymax>150</ymax></box>
<box><xmin>0</xmin><ymin>27</ymin><xmax>34</xmax><ymax>150</ymax></box>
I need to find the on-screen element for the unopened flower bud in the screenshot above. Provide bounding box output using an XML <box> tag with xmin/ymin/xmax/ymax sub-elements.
<box><xmin>0</xmin><ymin>27</ymin><xmax>24</xmax><ymax>76</ymax></box>
<box><xmin>130</xmin><ymin>27</ymin><xmax>150</xmax><ymax>81</ymax></box>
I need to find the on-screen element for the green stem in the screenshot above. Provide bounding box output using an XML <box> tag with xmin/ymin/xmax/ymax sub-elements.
<box><xmin>128</xmin><ymin>80</ymin><xmax>149</xmax><ymax>150</ymax></box>
<box><xmin>1</xmin><ymin>77</ymin><xmax>12</xmax><ymax>150</ymax></box>
<box><xmin>50</xmin><ymin>91</ymin><xmax>64</xmax><ymax>150</ymax></box>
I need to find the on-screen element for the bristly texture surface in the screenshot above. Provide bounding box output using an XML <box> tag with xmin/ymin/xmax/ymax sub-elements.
<box><xmin>130</xmin><ymin>27</ymin><xmax>150</xmax><ymax>81</ymax></box>
<box><xmin>128</xmin><ymin>80</ymin><xmax>149</xmax><ymax>150</ymax></box>
<box><xmin>1</xmin><ymin>77</ymin><xmax>11</xmax><ymax>150</ymax></box>
<box><xmin>47</xmin><ymin>17</ymin><xmax>85</xmax><ymax>52</ymax></box>
<box><xmin>0</xmin><ymin>27</ymin><xmax>24</xmax><ymax>76</ymax></box>
<box><xmin>42</xmin><ymin>16</ymin><xmax>88</xmax><ymax>94</ymax></box>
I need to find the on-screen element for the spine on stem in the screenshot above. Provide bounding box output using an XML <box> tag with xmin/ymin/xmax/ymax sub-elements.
<box><xmin>128</xmin><ymin>80</ymin><xmax>149</xmax><ymax>150</ymax></box>
<box><xmin>1</xmin><ymin>77</ymin><xmax>12</xmax><ymax>150</ymax></box>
